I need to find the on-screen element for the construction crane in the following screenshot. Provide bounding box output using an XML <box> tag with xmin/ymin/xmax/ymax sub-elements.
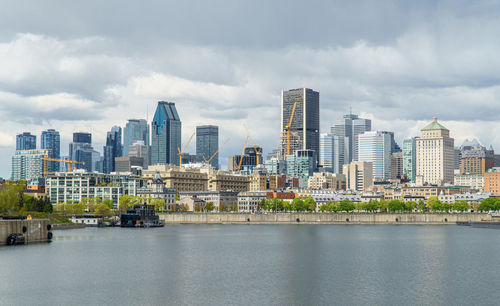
<box><xmin>237</xmin><ymin>134</ymin><xmax>250</xmax><ymax>172</ymax></box>
<box><xmin>177</xmin><ymin>132</ymin><xmax>195</xmax><ymax>165</ymax></box>
<box><xmin>42</xmin><ymin>152</ymin><xmax>85</xmax><ymax>177</ymax></box>
<box><xmin>285</xmin><ymin>101</ymin><xmax>298</xmax><ymax>156</ymax></box>
<box><xmin>205</xmin><ymin>138</ymin><xmax>229</xmax><ymax>166</ymax></box>
<box><xmin>243</xmin><ymin>124</ymin><xmax>261</xmax><ymax>165</ymax></box>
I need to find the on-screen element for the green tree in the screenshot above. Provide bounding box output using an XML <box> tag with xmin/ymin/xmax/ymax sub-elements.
<box><xmin>379</xmin><ymin>200</ymin><xmax>388</xmax><ymax>212</ymax></box>
<box><xmin>194</xmin><ymin>203</ymin><xmax>202</xmax><ymax>212</ymax></box>
<box><xmin>103</xmin><ymin>199</ymin><xmax>114</xmax><ymax>209</ymax></box>
<box><xmin>231</xmin><ymin>204</ymin><xmax>238</xmax><ymax>212</ymax></box>
<box><xmin>388</xmin><ymin>200</ymin><xmax>404</xmax><ymax>212</ymax></box>
<box><xmin>426</xmin><ymin>196</ymin><xmax>442</xmax><ymax>212</ymax></box>
<box><xmin>453</xmin><ymin>200</ymin><xmax>469</xmax><ymax>212</ymax></box>
<box><xmin>151</xmin><ymin>198</ymin><xmax>166</xmax><ymax>211</ymax></box>
<box><xmin>205</xmin><ymin>202</ymin><xmax>214</xmax><ymax>212</ymax></box>
<box><xmin>319</xmin><ymin>203</ymin><xmax>328</xmax><ymax>212</ymax></box>
<box><xmin>478</xmin><ymin>198</ymin><xmax>500</xmax><ymax>212</ymax></box>
<box><xmin>219</xmin><ymin>202</ymin><xmax>226</xmax><ymax>212</ymax></box>
<box><xmin>417</xmin><ymin>199</ymin><xmax>426</xmax><ymax>212</ymax></box>
<box><xmin>291</xmin><ymin>198</ymin><xmax>304</xmax><ymax>211</ymax></box>
<box><xmin>94</xmin><ymin>204</ymin><xmax>113</xmax><ymax>217</ymax></box>
<box><xmin>338</xmin><ymin>199</ymin><xmax>355</xmax><ymax>212</ymax></box>
<box><xmin>304</xmin><ymin>197</ymin><xmax>317</xmax><ymax>212</ymax></box>
<box><xmin>258</xmin><ymin>199</ymin><xmax>266</xmax><ymax>211</ymax></box>
<box><xmin>328</xmin><ymin>201</ymin><xmax>338</xmax><ymax>212</ymax></box>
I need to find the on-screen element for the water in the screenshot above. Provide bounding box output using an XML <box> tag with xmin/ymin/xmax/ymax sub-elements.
<box><xmin>1</xmin><ymin>225</ymin><xmax>499</xmax><ymax>306</ymax></box>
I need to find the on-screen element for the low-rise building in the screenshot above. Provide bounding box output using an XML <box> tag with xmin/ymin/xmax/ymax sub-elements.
<box><xmin>179</xmin><ymin>190</ymin><xmax>238</xmax><ymax>211</ymax></box>
<box><xmin>248</xmin><ymin>172</ymin><xmax>268</xmax><ymax>191</ymax></box>
<box><xmin>401</xmin><ymin>185</ymin><xmax>475</xmax><ymax>200</ymax></box>
<box><xmin>484</xmin><ymin>167</ymin><xmax>500</xmax><ymax>195</ymax></box>
<box><xmin>70</xmin><ymin>215</ymin><xmax>103</xmax><ymax>227</ymax></box>
<box><xmin>307</xmin><ymin>172</ymin><xmax>345</xmax><ymax>190</ymax></box>
<box><xmin>343</xmin><ymin>161</ymin><xmax>373</xmax><ymax>192</ymax></box>
<box><xmin>438</xmin><ymin>192</ymin><xmax>491</xmax><ymax>204</ymax></box>
<box><xmin>136</xmin><ymin>172</ymin><xmax>176</xmax><ymax>210</ymax></box>
<box><xmin>115</xmin><ymin>156</ymin><xmax>144</xmax><ymax>173</ymax></box>
<box><xmin>237</xmin><ymin>191</ymin><xmax>267</xmax><ymax>212</ymax></box>
<box><xmin>266</xmin><ymin>190</ymin><xmax>297</xmax><ymax>201</ymax></box>
<box><xmin>454</xmin><ymin>174</ymin><xmax>484</xmax><ymax>190</ymax></box>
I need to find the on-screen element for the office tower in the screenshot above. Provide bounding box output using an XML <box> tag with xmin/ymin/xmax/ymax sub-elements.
<box><xmin>319</xmin><ymin>133</ymin><xmax>333</xmax><ymax>172</ymax></box>
<box><xmin>331</xmin><ymin>113</ymin><xmax>371</xmax><ymax>164</ymax></box>
<box><xmin>286</xmin><ymin>149</ymin><xmax>316</xmax><ymax>188</ymax></box>
<box><xmin>129</xmin><ymin>140</ymin><xmax>150</xmax><ymax>168</ymax></box>
<box><xmin>151</xmin><ymin>101</ymin><xmax>182</xmax><ymax>166</ymax></box>
<box><xmin>196</xmin><ymin>125</ymin><xmax>219</xmax><ymax>169</ymax></box>
<box><xmin>459</xmin><ymin>139</ymin><xmax>494</xmax><ymax>175</ymax></box>
<box><xmin>103</xmin><ymin>126</ymin><xmax>122</xmax><ymax>173</ymax></box>
<box><xmin>69</xmin><ymin>132</ymin><xmax>97</xmax><ymax>172</ymax></box>
<box><xmin>391</xmin><ymin>152</ymin><xmax>403</xmax><ymax>180</ymax></box>
<box><xmin>416</xmin><ymin>118</ymin><xmax>455</xmax><ymax>185</ymax></box>
<box><xmin>123</xmin><ymin>119</ymin><xmax>150</xmax><ymax>156</ymax></box>
<box><xmin>358</xmin><ymin>131</ymin><xmax>392</xmax><ymax>180</ymax></box>
<box><xmin>12</xmin><ymin>149</ymin><xmax>47</xmax><ymax>181</ymax></box>
<box><xmin>228</xmin><ymin>147</ymin><xmax>263</xmax><ymax>171</ymax></box>
<box><xmin>281</xmin><ymin>88</ymin><xmax>320</xmax><ymax>165</ymax></box>
<box><xmin>16</xmin><ymin>132</ymin><xmax>36</xmax><ymax>150</ymax></box>
<box><xmin>402</xmin><ymin>138</ymin><xmax>417</xmax><ymax>181</ymax></box>
<box><xmin>343</xmin><ymin>161</ymin><xmax>373</xmax><ymax>192</ymax></box>
<box><xmin>41</xmin><ymin>129</ymin><xmax>61</xmax><ymax>172</ymax></box>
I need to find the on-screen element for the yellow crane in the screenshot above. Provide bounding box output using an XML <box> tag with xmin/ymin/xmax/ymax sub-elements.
<box><xmin>243</xmin><ymin>124</ymin><xmax>261</xmax><ymax>165</ymax></box>
<box><xmin>42</xmin><ymin>152</ymin><xmax>85</xmax><ymax>177</ymax></box>
<box><xmin>177</xmin><ymin>132</ymin><xmax>195</xmax><ymax>165</ymax></box>
<box><xmin>205</xmin><ymin>138</ymin><xmax>229</xmax><ymax>166</ymax></box>
<box><xmin>285</xmin><ymin>101</ymin><xmax>298</xmax><ymax>156</ymax></box>
<box><xmin>237</xmin><ymin>134</ymin><xmax>250</xmax><ymax>172</ymax></box>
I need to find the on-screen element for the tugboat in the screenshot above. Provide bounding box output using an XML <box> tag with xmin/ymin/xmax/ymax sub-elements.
<box><xmin>120</xmin><ymin>205</ymin><xmax>164</xmax><ymax>228</ymax></box>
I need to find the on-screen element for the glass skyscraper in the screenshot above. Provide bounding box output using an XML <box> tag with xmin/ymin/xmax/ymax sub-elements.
<box><xmin>331</xmin><ymin>113</ymin><xmax>371</xmax><ymax>164</ymax></box>
<box><xmin>41</xmin><ymin>129</ymin><xmax>60</xmax><ymax>172</ymax></box>
<box><xmin>16</xmin><ymin>132</ymin><xmax>36</xmax><ymax>150</ymax></box>
<box><xmin>196</xmin><ymin>125</ymin><xmax>219</xmax><ymax>169</ymax></box>
<box><xmin>403</xmin><ymin>138</ymin><xmax>417</xmax><ymax>181</ymax></box>
<box><xmin>358</xmin><ymin>131</ymin><xmax>392</xmax><ymax>180</ymax></box>
<box><xmin>123</xmin><ymin>119</ymin><xmax>149</xmax><ymax>156</ymax></box>
<box><xmin>69</xmin><ymin>132</ymin><xmax>97</xmax><ymax>172</ymax></box>
<box><xmin>151</xmin><ymin>101</ymin><xmax>182</xmax><ymax>166</ymax></box>
<box><xmin>103</xmin><ymin>126</ymin><xmax>122</xmax><ymax>173</ymax></box>
<box><xmin>281</xmin><ymin>88</ymin><xmax>319</xmax><ymax>166</ymax></box>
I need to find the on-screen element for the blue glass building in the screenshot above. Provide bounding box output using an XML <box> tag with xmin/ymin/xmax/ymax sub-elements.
<box><xmin>41</xmin><ymin>129</ymin><xmax>61</xmax><ymax>172</ymax></box>
<box><xmin>123</xmin><ymin>119</ymin><xmax>149</xmax><ymax>156</ymax></box>
<box><xmin>151</xmin><ymin>101</ymin><xmax>181</xmax><ymax>166</ymax></box>
<box><xmin>16</xmin><ymin>132</ymin><xmax>36</xmax><ymax>150</ymax></box>
<box><xmin>103</xmin><ymin>126</ymin><xmax>122</xmax><ymax>173</ymax></box>
<box><xmin>196</xmin><ymin>125</ymin><xmax>219</xmax><ymax>168</ymax></box>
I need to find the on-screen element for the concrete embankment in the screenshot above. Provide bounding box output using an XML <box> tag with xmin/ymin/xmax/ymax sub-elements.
<box><xmin>0</xmin><ymin>219</ymin><xmax>52</xmax><ymax>246</ymax></box>
<box><xmin>159</xmin><ymin>213</ymin><xmax>492</xmax><ymax>225</ymax></box>
<box><xmin>52</xmin><ymin>223</ymin><xmax>86</xmax><ymax>230</ymax></box>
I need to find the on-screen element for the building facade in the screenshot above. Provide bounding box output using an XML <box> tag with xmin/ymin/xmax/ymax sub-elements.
<box><xmin>151</xmin><ymin>101</ymin><xmax>181</xmax><ymax>166</ymax></box>
<box><xmin>331</xmin><ymin>113</ymin><xmax>371</xmax><ymax>165</ymax></box>
<box><xmin>357</xmin><ymin>131</ymin><xmax>392</xmax><ymax>180</ymax></box>
<box><xmin>391</xmin><ymin>152</ymin><xmax>403</xmax><ymax>180</ymax></box>
<box><xmin>237</xmin><ymin>191</ymin><xmax>267</xmax><ymax>212</ymax></box>
<box><xmin>12</xmin><ymin>149</ymin><xmax>47</xmax><ymax>181</ymax></box>
<box><xmin>16</xmin><ymin>132</ymin><xmax>36</xmax><ymax>150</ymax></box>
<box><xmin>69</xmin><ymin>132</ymin><xmax>96</xmax><ymax>173</ymax></box>
<box><xmin>129</xmin><ymin>140</ymin><xmax>150</xmax><ymax>168</ymax></box>
<box><xmin>454</xmin><ymin>174</ymin><xmax>485</xmax><ymax>190</ymax></box>
<box><xmin>103</xmin><ymin>126</ymin><xmax>122</xmax><ymax>174</ymax></box>
<box><xmin>484</xmin><ymin>168</ymin><xmax>500</xmax><ymax>195</ymax></box>
<box><xmin>123</xmin><ymin>119</ymin><xmax>149</xmax><ymax>156</ymax></box>
<box><xmin>41</xmin><ymin>129</ymin><xmax>61</xmax><ymax>172</ymax></box>
<box><xmin>196</xmin><ymin>125</ymin><xmax>219</xmax><ymax>169</ymax></box>
<box><xmin>416</xmin><ymin>118</ymin><xmax>454</xmax><ymax>185</ymax></box>
<box><xmin>343</xmin><ymin>161</ymin><xmax>373</xmax><ymax>192</ymax></box>
<box><xmin>459</xmin><ymin>139</ymin><xmax>494</xmax><ymax>175</ymax></box>
<box><xmin>402</xmin><ymin>137</ymin><xmax>416</xmax><ymax>181</ymax></box>
<box><xmin>286</xmin><ymin>149</ymin><xmax>315</xmax><ymax>188</ymax></box>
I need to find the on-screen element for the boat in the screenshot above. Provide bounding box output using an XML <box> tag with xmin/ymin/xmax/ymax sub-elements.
<box><xmin>120</xmin><ymin>205</ymin><xmax>165</xmax><ymax>228</ymax></box>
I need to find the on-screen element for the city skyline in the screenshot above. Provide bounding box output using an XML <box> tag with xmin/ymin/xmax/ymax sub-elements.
<box><xmin>2</xmin><ymin>1</ymin><xmax>500</xmax><ymax>177</ymax></box>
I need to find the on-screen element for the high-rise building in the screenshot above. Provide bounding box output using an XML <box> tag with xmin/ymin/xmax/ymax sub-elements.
<box><xmin>391</xmin><ymin>152</ymin><xmax>403</xmax><ymax>180</ymax></box>
<box><xmin>41</xmin><ymin>129</ymin><xmax>61</xmax><ymax>172</ymax></box>
<box><xmin>402</xmin><ymin>138</ymin><xmax>417</xmax><ymax>181</ymax></box>
<box><xmin>103</xmin><ymin>126</ymin><xmax>122</xmax><ymax>174</ymax></box>
<box><xmin>286</xmin><ymin>149</ymin><xmax>315</xmax><ymax>188</ymax></box>
<box><xmin>16</xmin><ymin>132</ymin><xmax>36</xmax><ymax>150</ymax></box>
<box><xmin>331</xmin><ymin>114</ymin><xmax>371</xmax><ymax>165</ymax></box>
<box><xmin>123</xmin><ymin>119</ymin><xmax>149</xmax><ymax>156</ymax></box>
<box><xmin>69</xmin><ymin>132</ymin><xmax>98</xmax><ymax>173</ymax></box>
<box><xmin>281</xmin><ymin>88</ymin><xmax>320</xmax><ymax>165</ymax></box>
<box><xmin>416</xmin><ymin>118</ymin><xmax>455</xmax><ymax>185</ymax></box>
<box><xmin>357</xmin><ymin>131</ymin><xmax>392</xmax><ymax>180</ymax></box>
<box><xmin>73</xmin><ymin>132</ymin><xmax>91</xmax><ymax>144</ymax></box>
<box><xmin>151</xmin><ymin>101</ymin><xmax>182</xmax><ymax>166</ymax></box>
<box><xmin>319</xmin><ymin>133</ymin><xmax>345</xmax><ymax>174</ymax></box>
<box><xmin>459</xmin><ymin>139</ymin><xmax>494</xmax><ymax>175</ymax></box>
<box><xmin>129</xmin><ymin>140</ymin><xmax>150</xmax><ymax>168</ymax></box>
<box><xmin>343</xmin><ymin>161</ymin><xmax>373</xmax><ymax>192</ymax></box>
<box><xmin>12</xmin><ymin>149</ymin><xmax>47</xmax><ymax>181</ymax></box>
<box><xmin>196</xmin><ymin>125</ymin><xmax>219</xmax><ymax>169</ymax></box>
<box><xmin>228</xmin><ymin>147</ymin><xmax>262</xmax><ymax>172</ymax></box>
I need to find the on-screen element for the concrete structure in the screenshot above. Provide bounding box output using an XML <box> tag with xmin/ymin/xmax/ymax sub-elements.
<box><xmin>358</xmin><ymin>131</ymin><xmax>392</xmax><ymax>180</ymax></box>
<box><xmin>286</xmin><ymin>149</ymin><xmax>315</xmax><ymax>188</ymax></box>
<box><xmin>484</xmin><ymin>167</ymin><xmax>500</xmax><ymax>195</ymax></box>
<box><xmin>129</xmin><ymin>140</ymin><xmax>149</xmax><ymax>167</ymax></box>
<box><xmin>454</xmin><ymin>175</ymin><xmax>484</xmax><ymax>190</ymax></box>
<box><xmin>307</xmin><ymin>172</ymin><xmax>345</xmax><ymax>190</ymax></box>
<box><xmin>115</xmin><ymin>156</ymin><xmax>144</xmax><ymax>173</ymax></box>
<box><xmin>343</xmin><ymin>161</ymin><xmax>373</xmax><ymax>192</ymax></box>
<box><xmin>248</xmin><ymin>172</ymin><xmax>267</xmax><ymax>191</ymax></box>
<box><xmin>402</xmin><ymin>137</ymin><xmax>417</xmax><ymax>181</ymax></box>
<box><xmin>269</xmin><ymin>175</ymin><xmax>286</xmax><ymax>189</ymax></box>
<box><xmin>416</xmin><ymin>118</ymin><xmax>454</xmax><ymax>185</ymax></box>
<box><xmin>264</xmin><ymin>158</ymin><xmax>286</xmax><ymax>175</ymax></box>
<box><xmin>237</xmin><ymin>191</ymin><xmax>267</xmax><ymax>212</ymax></box>
<box><xmin>391</xmin><ymin>152</ymin><xmax>403</xmax><ymax>180</ymax></box>
<box><xmin>151</xmin><ymin>101</ymin><xmax>181</xmax><ymax>166</ymax></box>
<box><xmin>123</xmin><ymin>119</ymin><xmax>149</xmax><ymax>156</ymax></box>
<box><xmin>12</xmin><ymin>149</ymin><xmax>47</xmax><ymax>181</ymax></box>
<box><xmin>459</xmin><ymin>139</ymin><xmax>494</xmax><ymax>175</ymax></box>
<box><xmin>46</xmin><ymin>171</ymin><xmax>144</xmax><ymax>207</ymax></box>
<box><xmin>178</xmin><ymin>196</ymin><xmax>206</xmax><ymax>212</ymax></box>
<box><xmin>179</xmin><ymin>191</ymin><xmax>238</xmax><ymax>211</ymax></box>
<box><xmin>16</xmin><ymin>132</ymin><xmax>36</xmax><ymax>150</ymax></box>
<box><xmin>41</xmin><ymin>129</ymin><xmax>60</xmax><ymax>172</ymax></box>
<box><xmin>0</xmin><ymin>219</ymin><xmax>52</xmax><ymax>246</ymax></box>
<box><xmin>103</xmin><ymin>126</ymin><xmax>122</xmax><ymax>174</ymax></box>
<box><xmin>281</xmin><ymin>88</ymin><xmax>320</xmax><ymax>165</ymax></box>
<box><xmin>196</xmin><ymin>125</ymin><xmax>219</xmax><ymax>169</ymax></box>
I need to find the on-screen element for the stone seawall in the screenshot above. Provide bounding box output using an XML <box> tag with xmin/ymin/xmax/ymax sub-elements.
<box><xmin>0</xmin><ymin>219</ymin><xmax>52</xmax><ymax>246</ymax></box>
<box><xmin>159</xmin><ymin>213</ymin><xmax>492</xmax><ymax>225</ymax></box>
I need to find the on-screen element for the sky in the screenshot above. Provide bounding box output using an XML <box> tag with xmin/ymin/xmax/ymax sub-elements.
<box><xmin>1</xmin><ymin>0</ymin><xmax>500</xmax><ymax>177</ymax></box>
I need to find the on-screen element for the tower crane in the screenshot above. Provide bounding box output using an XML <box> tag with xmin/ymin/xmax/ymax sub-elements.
<box><xmin>177</xmin><ymin>132</ymin><xmax>195</xmax><ymax>165</ymax></box>
<box><xmin>243</xmin><ymin>124</ymin><xmax>261</xmax><ymax>165</ymax></box>
<box><xmin>205</xmin><ymin>138</ymin><xmax>229</xmax><ymax>166</ymax></box>
<box><xmin>42</xmin><ymin>151</ymin><xmax>85</xmax><ymax>177</ymax></box>
<box><xmin>285</xmin><ymin>101</ymin><xmax>298</xmax><ymax>156</ymax></box>
<box><xmin>237</xmin><ymin>134</ymin><xmax>250</xmax><ymax>172</ymax></box>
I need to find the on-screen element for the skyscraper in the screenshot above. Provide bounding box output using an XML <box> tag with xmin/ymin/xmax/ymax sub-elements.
<box><xmin>73</xmin><ymin>132</ymin><xmax>91</xmax><ymax>144</ymax></box>
<box><xmin>320</xmin><ymin>133</ymin><xmax>345</xmax><ymax>174</ymax></box>
<box><xmin>402</xmin><ymin>138</ymin><xmax>417</xmax><ymax>181</ymax></box>
<box><xmin>331</xmin><ymin>114</ymin><xmax>371</xmax><ymax>164</ymax></box>
<box><xmin>103</xmin><ymin>126</ymin><xmax>122</xmax><ymax>173</ymax></box>
<box><xmin>16</xmin><ymin>132</ymin><xmax>36</xmax><ymax>150</ymax></box>
<box><xmin>41</xmin><ymin>129</ymin><xmax>61</xmax><ymax>172</ymax></box>
<box><xmin>151</xmin><ymin>101</ymin><xmax>182</xmax><ymax>166</ymax></box>
<box><xmin>416</xmin><ymin>118</ymin><xmax>455</xmax><ymax>185</ymax></box>
<box><xmin>358</xmin><ymin>131</ymin><xmax>392</xmax><ymax>180</ymax></box>
<box><xmin>196</xmin><ymin>125</ymin><xmax>219</xmax><ymax>168</ymax></box>
<box><xmin>69</xmin><ymin>132</ymin><xmax>97</xmax><ymax>172</ymax></box>
<box><xmin>123</xmin><ymin>119</ymin><xmax>149</xmax><ymax>156</ymax></box>
<box><xmin>12</xmin><ymin>149</ymin><xmax>47</xmax><ymax>181</ymax></box>
<box><xmin>281</xmin><ymin>88</ymin><xmax>319</xmax><ymax>165</ymax></box>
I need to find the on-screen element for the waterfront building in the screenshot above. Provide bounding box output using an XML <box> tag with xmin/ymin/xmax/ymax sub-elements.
<box><xmin>484</xmin><ymin>167</ymin><xmax>500</xmax><ymax>195</ymax></box>
<box><xmin>401</xmin><ymin>185</ymin><xmax>474</xmax><ymax>200</ymax></box>
<box><xmin>41</xmin><ymin>129</ymin><xmax>60</xmax><ymax>172</ymax></box>
<box><xmin>453</xmin><ymin>174</ymin><xmax>485</xmax><ymax>191</ymax></box>
<box><xmin>343</xmin><ymin>161</ymin><xmax>373</xmax><ymax>192</ymax></box>
<box><xmin>123</xmin><ymin>119</ymin><xmax>149</xmax><ymax>156</ymax></box>
<box><xmin>402</xmin><ymin>138</ymin><xmax>417</xmax><ymax>181</ymax></box>
<box><xmin>391</xmin><ymin>152</ymin><xmax>403</xmax><ymax>180</ymax></box>
<box><xmin>45</xmin><ymin>171</ymin><xmax>144</xmax><ymax>207</ymax></box>
<box><xmin>11</xmin><ymin>149</ymin><xmax>47</xmax><ymax>181</ymax></box>
<box><xmin>115</xmin><ymin>156</ymin><xmax>144</xmax><ymax>173</ymax></box>
<box><xmin>179</xmin><ymin>191</ymin><xmax>238</xmax><ymax>211</ymax></box>
<box><xmin>358</xmin><ymin>131</ymin><xmax>392</xmax><ymax>180</ymax></box>
<box><xmin>307</xmin><ymin>172</ymin><xmax>345</xmax><ymax>190</ymax></box>
<box><xmin>281</xmin><ymin>88</ymin><xmax>320</xmax><ymax>165</ymax></box>
<box><xmin>331</xmin><ymin>113</ymin><xmax>371</xmax><ymax>164</ymax></box>
<box><xmin>196</xmin><ymin>125</ymin><xmax>219</xmax><ymax>169</ymax></box>
<box><xmin>416</xmin><ymin>118</ymin><xmax>455</xmax><ymax>185</ymax></box>
<box><xmin>237</xmin><ymin>191</ymin><xmax>267</xmax><ymax>212</ymax></box>
<box><xmin>297</xmin><ymin>189</ymin><xmax>360</xmax><ymax>205</ymax></box>
<box><xmin>103</xmin><ymin>126</ymin><xmax>122</xmax><ymax>174</ymax></box>
<box><xmin>136</xmin><ymin>172</ymin><xmax>176</xmax><ymax>209</ymax></box>
<box><xmin>459</xmin><ymin>139</ymin><xmax>494</xmax><ymax>175</ymax></box>
<box><xmin>439</xmin><ymin>192</ymin><xmax>491</xmax><ymax>204</ymax></box>
<box><xmin>151</xmin><ymin>101</ymin><xmax>181</xmax><ymax>166</ymax></box>
<box><xmin>16</xmin><ymin>132</ymin><xmax>36</xmax><ymax>150</ymax></box>
<box><xmin>129</xmin><ymin>140</ymin><xmax>150</xmax><ymax>168</ymax></box>
<box><xmin>286</xmin><ymin>149</ymin><xmax>315</xmax><ymax>188</ymax></box>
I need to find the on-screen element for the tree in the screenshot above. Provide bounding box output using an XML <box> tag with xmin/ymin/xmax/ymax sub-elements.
<box><xmin>388</xmin><ymin>200</ymin><xmax>404</xmax><ymax>212</ymax></box>
<box><xmin>417</xmin><ymin>200</ymin><xmax>426</xmax><ymax>212</ymax></box>
<box><xmin>379</xmin><ymin>200</ymin><xmax>388</xmax><ymax>212</ymax></box>
<box><xmin>291</xmin><ymin>198</ymin><xmax>304</xmax><ymax>211</ymax></box>
<box><xmin>338</xmin><ymin>199</ymin><xmax>355</xmax><ymax>212</ymax></box>
<box><xmin>94</xmin><ymin>204</ymin><xmax>113</xmax><ymax>217</ymax></box>
<box><xmin>426</xmin><ymin>196</ymin><xmax>442</xmax><ymax>212</ymax></box>
<box><xmin>151</xmin><ymin>198</ymin><xmax>166</xmax><ymax>211</ymax></box>
<box><xmin>103</xmin><ymin>199</ymin><xmax>114</xmax><ymax>209</ymax></box>
<box><xmin>328</xmin><ymin>201</ymin><xmax>338</xmax><ymax>212</ymax></box>
<box><xmin>304</xmin><ymin>197</ymin><xmax>317</xmax><ymax>212</ymax></box>
<box><xmin>205</xmin><ymin>202</ymin><xmax>214</xmax><ymax>212</ymax></box>
<box><xmin>219</xmin><ymin>202</ymin><xmax>226</xmax><ymax>212</ymax></box>
<box><xmin>257</xmin><ymin>199</ymin><xmax>266</xmax><ymax>211</ymax></box>
<box><xmin>406</xmin><ymin>201</ymin><xmax>417</xmax><ymax>212</ymax></box>
<box><xmin>231</xmin><ymin>204</ymin><xmax>238</xmax><ymax>212</ymax></box>
<box><xmin>194</xmin><ymin>203</ymin><xmax>202</xmax><ymax>212</ymax></box>
<box><xmin>453</xmin><ymin>200</ymin><xmax>469</xmax><ymax>212</ymax></box>
<box><xmin>478</xmin><ymin>198</ymin><xmax>500</xmax><ymax>212</ymax></box>
<box><xmin>365</xmin><ymin>200</ymin><xmax>380</xmax><ymax>212</ymax></box>
<box><xmin>319</xmin><ymin>203</ymin><xmax>328</xmax><ymax>212</ymax></box>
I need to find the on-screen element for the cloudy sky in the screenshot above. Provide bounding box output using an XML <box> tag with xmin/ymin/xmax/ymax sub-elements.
<box><xmin>1</xmin><ymin>0</ymin><xmax>500</xmax><ymax>177</ymax></box>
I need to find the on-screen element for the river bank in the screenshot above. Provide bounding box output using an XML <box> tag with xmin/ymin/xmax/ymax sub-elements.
<box><xmin>159</xmin><ymin>212</ymin><xmax>492</xmax><ymax>225</ymax></box>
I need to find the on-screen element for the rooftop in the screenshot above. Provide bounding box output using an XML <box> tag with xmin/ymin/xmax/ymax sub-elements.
<box><xmin>421</xmin><ymin>117</ymin><xmax>449</xmax><ymax>131</ymax></box>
